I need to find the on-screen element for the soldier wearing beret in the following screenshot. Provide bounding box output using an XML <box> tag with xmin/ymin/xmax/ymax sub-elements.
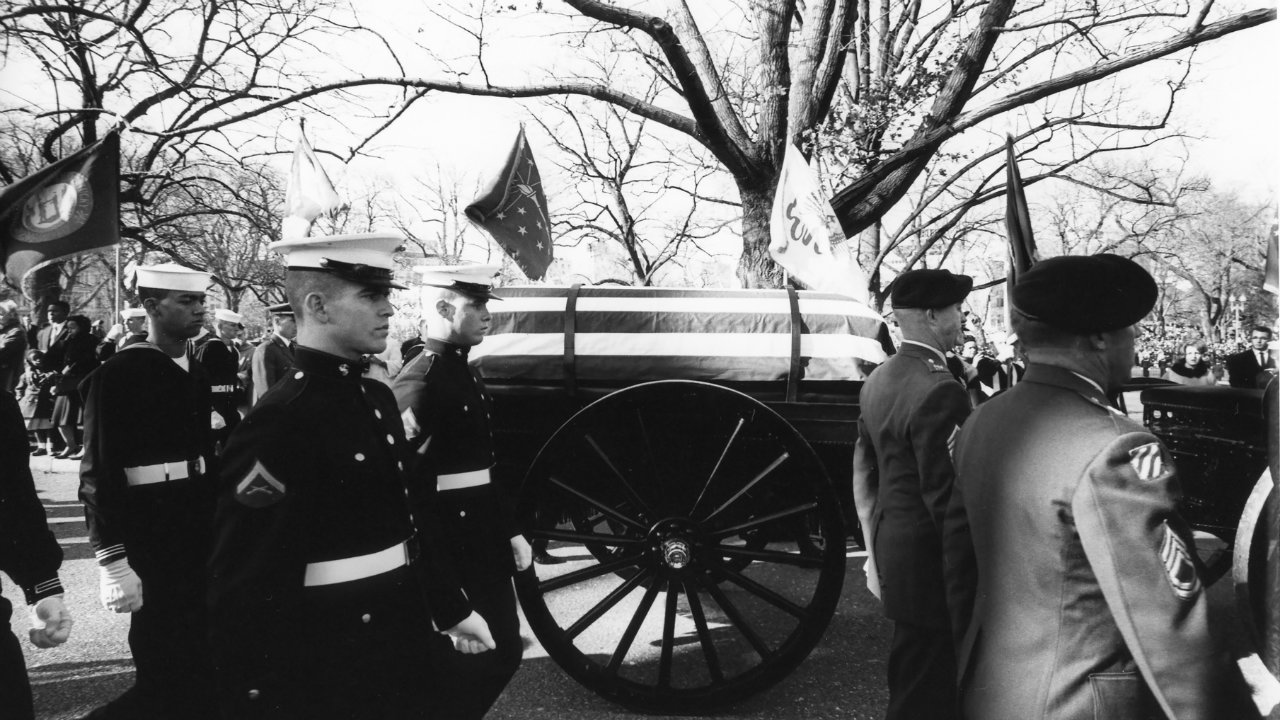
<box><xmin>391</xmin><ymin>264</ymin><xmax>532</xmax><ymax>719</ymax></box>
<box><xmin>944</xmin><ymin>254</ymin><xmax>1252</xmax><ymax>720</ymax></box>
<box><xmin>249</xmin><ymin>303</ymin><xmax>296</xmax><ymax>405</ymax></box>
<box><xmin>208</xmin><ymin>234</ymin><xmax>493</xmax><ymax>720</ymax></box>
<box><xmin>78</xmin><ymin>263</ymin><xmax>218</xmax><ymax>719</ymax></box>
<box><xmin>852</xmin><ymin>267</ymin><xmax>973</xmax><ymax>720</ymax></box>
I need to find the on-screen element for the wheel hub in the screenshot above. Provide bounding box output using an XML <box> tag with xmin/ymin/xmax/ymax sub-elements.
<box><xmin>662</xmin><ymin>539</ymin><xmax>691</xmax><ymax>569</ymax></box>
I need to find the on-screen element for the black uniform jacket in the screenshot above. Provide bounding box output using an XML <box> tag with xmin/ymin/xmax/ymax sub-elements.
<box><xmin>946</xmin><ymin>364</ymin><xmax>1238</xmax><ymax>720</ymax></box>
<box><xmin>193</xmin><ymin>333</ymin><xmax>241</xmax><ymax>428</ymax></box>
<box><xmin>1</xmin><ymin>392</ymin><xmax>63</xmax><ymax>604</ymax></box>
<box><xmin>1225</xmin><ymin>348</ymin><xmax>1275</xmax><ymax>389</ymax></box>
<box><xmin>854</xmin><ymin>341</ymin><xmax>971</xmax><ymax>627</ymax></box>
<box><xmin>78</xmin><ymin>343</ymin><xmax>215</xmax><ymax>570</ymax></box>
<box><xmin>392</xmin><ymin>338</ymin><xmax>519</xmax><ymax>587</ymax></box>
<box><xmin>208</xmin><ymin>347</ymin><xmax>465</xmax><ymax>718</ymax></box>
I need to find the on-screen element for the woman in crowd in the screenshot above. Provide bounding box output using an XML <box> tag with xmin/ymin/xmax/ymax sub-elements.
<box><xmin>1164</xmin><ymin>342</ymin><xmax>1216</xmax><ymax>386</ymax></box>
<box><xmin>49</xmin><ymin>315</ymin><xmax>99</xmax><ymax>459</ymax></box>
<box><xmin>18</xmin><ymin>350</ymin><xmax>56</xmax><ymax>455</ymax></box>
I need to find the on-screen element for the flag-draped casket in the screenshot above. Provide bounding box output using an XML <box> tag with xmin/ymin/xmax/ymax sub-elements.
<box><xmin>471</xmin><ymin>286</ymin><xmax>893</xmax><ymax>393</ymax></box>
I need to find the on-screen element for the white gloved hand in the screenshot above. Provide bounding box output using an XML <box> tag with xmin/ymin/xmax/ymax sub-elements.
<box><xmin>445</xmin><ymin>611</ymin><xmax>495</xmax><ymax>655</ymax></box>
<box><xmin>210</xmin><ymin>410</ymin><xmax>226</xmax><ymax>431</ymax></box>
<box><xmin>28</xmin><ymin>595</ymin><xmax>73</xmax><ymax>648</ymax></box>
<box><xmin>99</xmin><ymin>559</ymin><xmax>143</xmax><ymax>613</ymax></box>
<box><xmin>510</xmin><ymin>535</ymin><xmax>533</xmax><ymax>572</ymax></box>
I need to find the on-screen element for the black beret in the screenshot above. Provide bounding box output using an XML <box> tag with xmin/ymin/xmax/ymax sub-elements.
<box><xmin>891</xmin><ymin>269</ymin><xmax>973</xmax><ymax>309</ymax></box>
<box><xmin>1012</xmin><ymin>254</ymin><xmax>1156</xmax><ymax>334</ymax></box>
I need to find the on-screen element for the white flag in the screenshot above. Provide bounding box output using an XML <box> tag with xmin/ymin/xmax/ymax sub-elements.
<box><xmin>769</xmin><ymin>143</ymin><xmax>868</xmax><ymax>301</ymax></box>
<box><xmin>282</xmin><ymin>129</ymin><xmax>342</xmax><ymax>240</ymax></box>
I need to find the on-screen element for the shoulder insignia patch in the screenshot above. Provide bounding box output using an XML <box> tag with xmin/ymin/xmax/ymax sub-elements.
<box><xmin>234</xmin><ymin>461</ymin><xmax>286</xmax><ymax>508</ymax></box>
<box><xmin>1159</xmin><ymin>522</ymin><xmax>1201</xmax><ymax>600</ymax></box>
<box><xmin>1128</xmin><ymin>442</ymin><xmax>1166</xmax><ymax>481</ymax></box>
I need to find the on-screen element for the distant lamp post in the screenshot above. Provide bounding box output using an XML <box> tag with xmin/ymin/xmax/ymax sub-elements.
<box><xmin>1233</xmin><ymin>293</ymin><xmax>1247</xmax><ymax>342</ymax></box>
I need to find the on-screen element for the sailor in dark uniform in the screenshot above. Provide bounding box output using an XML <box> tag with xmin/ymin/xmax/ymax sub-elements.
<box><xmin>78</xmin><ymin>263</ymin><xmax>218</xmax><ymax>719</ymax></box>
<box><xmin>193</xmin><ymin>308</ymin><xmax>245</xmax><ymax>451</ymax></box>
<box><xmin>945</xmin><ymin>254</ymin><xmax>1254</xmax><ymax>719</ymax></box>
<box><xmin>208</xmin><ymin>234</ymin><xmax>493</xmax><ymax>720</ymax></box>
<box><xmin>1</xmin><ymin>391</ymin><xmax>72</xmax><ymax>720</ymax></box>
<box><xmin>392</xmin><ymin>264</ymin><xmax>532</xmax><ymax>719</ymax></box>
<box><xmin>851</xmin><ymin>267</ymin><xmax>973</xmax><ymax>720</ymax></box>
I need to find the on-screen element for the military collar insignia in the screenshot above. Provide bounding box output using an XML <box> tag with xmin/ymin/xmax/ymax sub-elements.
<box><xmin>292</xmin><ymin>347</ymin><xmax>367</xmax><ymax>382</ymax></box>
<box><xmin>425</xmin><ymin>337</ymin><xmax>469</xmax><ymax>359</ymax></box>
<box><xmin>234</xmin><ymin>460</ymin><xmax>286</xmax><ymax>508</ymax></box>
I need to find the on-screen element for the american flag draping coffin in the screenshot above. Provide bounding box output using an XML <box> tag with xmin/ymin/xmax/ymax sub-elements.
<box><xmin>470</xmin><ymin>286</ymin><xmax>894</xmax><ymax>386</ymax></box>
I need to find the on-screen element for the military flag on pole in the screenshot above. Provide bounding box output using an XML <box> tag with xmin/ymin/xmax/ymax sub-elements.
<box><xmin>465</xmin><ymin>125</ymin><xmax>553</xmax><ymax>280</ymax></box>
<box><xmin>0</xmin><ymin>131</ymin><xmax>120</xmax><ymax>293</ymax></box>
<box><xmin>282</xmin><ymin>127</ymin><xmax>343</xmax><ymax>240</ymax></box>
<box><xmin>769</xmin><ymin>143</ymin><xmax>869</xmax><ymax>301</ymax></box>
<box><xmin>1004</xmin><ymin>135</ymin><xmax>1038</xmax><ymax>328</ymax></box>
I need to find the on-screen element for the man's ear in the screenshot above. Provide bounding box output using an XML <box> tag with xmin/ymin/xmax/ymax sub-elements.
<box><xmin>303</xmin><ymin>293</ymin><xmax>326</xmax><ymax>323</ymax></box>
<box><xmin>141</xmin><ymin>297</ymin><xmax>159</xmax><ymax>315</ymax></box>
<box><xmin>1087</xmin><ymin>333</ymin><xmax>1108</xmax><ymax>352</ymax></box>
<box><xmin>435</xmin><ymin>299</ymin><xmax>453</xmax><ymax>320</ymax></box>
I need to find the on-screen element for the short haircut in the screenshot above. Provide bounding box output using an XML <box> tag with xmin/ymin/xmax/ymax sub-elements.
<box><xmin>137</xmin><ymin>287</ymin><xmax>173</xmax><ymax>304</ymax></box>
<box><xmin>67</xmin><ymin>314</ymin><xmax>92</xmax><ymax>332</ymax></box>
<box><xmin>284</xmin><ymin>269</ymin><xmax>346</xmax><ymax>324</ymax></box>
<box><xmin>1252</xmin><ymin>326</ymin><xmax>1273</xmax><ymax>338</ymax></box>
<box><xmin>47</xmin><ymin>299</ymin><xmax>70</xmax><ymax>312</ymax></box>
<box><xmin>1010</xmin><ymin>309</ymin><xmax>1084</xmax><ymax>351</ymax></box>
<box><xmin>963</xmin><ymin>334</ymin><xmax>977</xmax><ymax>344</ymax></box>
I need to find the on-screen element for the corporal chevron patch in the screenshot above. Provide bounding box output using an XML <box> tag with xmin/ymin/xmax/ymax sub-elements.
<box><xmin>1159</xmin><ymin>522</ymin><xmax>1201</xmax><ymax>601</ymax></box>
<box><xmin>234</xmin><ymin>460</ymin><xmax>286</xmax><ymax>508</ymax></box>
<box><xmin>1128</xmin><ymin>442</ymin><xmax>1167</xmax><ymax>481</ymax></box>
<box><xmin>947</xmin><ymin>424</ymin><xmax>961</xmax><ymax>463</ymax></box>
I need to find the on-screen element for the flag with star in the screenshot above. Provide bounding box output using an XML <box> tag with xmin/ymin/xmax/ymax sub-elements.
<box><xmin>465</xmin><ymin>125</ymin><xmax>553</xmax><ymax>280</ymax></box>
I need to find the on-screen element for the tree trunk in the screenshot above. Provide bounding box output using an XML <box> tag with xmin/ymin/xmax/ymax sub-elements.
<box><xmin>735</xmin><ymin>183</ymin><xmax>785</xmax><ymax>288</ymax></box>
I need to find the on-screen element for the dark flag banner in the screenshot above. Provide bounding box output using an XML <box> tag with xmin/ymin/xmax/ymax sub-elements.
<box><xmin>465</xmin><ymin>125</ymin><xmax>553</xmax><ymax>280</ymax></box>
<box><xmin>1265</xmin><ymin>219</ymin><xmax>1278</xmax><ymax>295</ymax></box>
<box><xmin>1</xmin><ymin>132</ymin><xmax>120</xmax><ymax>293</ymax></box>
<box><xmin>1004</xmin><ymin>135</ymin><xmax>1038</xmax><ymax>327</ymax></box>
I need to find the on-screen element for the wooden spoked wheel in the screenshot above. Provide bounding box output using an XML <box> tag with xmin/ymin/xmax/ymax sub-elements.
<box><xmin>516</xmin><ymin>381</ymin><xmax>847</xmax><ymax>713</ymax></box>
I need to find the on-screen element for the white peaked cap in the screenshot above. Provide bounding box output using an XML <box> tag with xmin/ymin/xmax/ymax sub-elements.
<box><xmin>269</xmin><ymin>232</ymin><xmax>406</xmax><ymax>289</ymax></box>
<box><xmin>214</xmin><ymin>308</ymin><xmax>244</xmax><ymax>324</ymax></box>
<box><xmin>135</xmin><ymin>263</ymin><xmax>212</xmax><ymax>293</ymax></box>
<box><xmin>419</xmin><ymin>264</ymin><xmax>503</xmax><ymax>301</ymax></box>
<box><xmin>120</xmin><ymin>307</ymin><xmax>147</xmax><ymax>320</ymax></box>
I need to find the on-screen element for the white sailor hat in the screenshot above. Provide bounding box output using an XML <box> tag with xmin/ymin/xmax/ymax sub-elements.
<box><xmin>268</xmin><ymin>232</ymin><xmax>406</xmax><ymax>290</ymax></box>
<box><xmin>214</xmin><ymin>308</ymin><xmax>244</xmax><ymax>325</ymax></box>
<box><xmin>420</xmin><ymin>264</ymin><xmax>502</xmax><ymax>301</ymax></box>
<box><xmin>135</xmin><ymin>263</ymin><xmax>212</xmax><ymax>293</ymax></box>
<box><xmin>120</xmin><ymin>307</ymin><xmax>147</xmax><ymax>320</ymax></box>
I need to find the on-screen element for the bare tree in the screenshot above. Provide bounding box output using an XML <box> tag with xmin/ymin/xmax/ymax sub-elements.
<box><xmin>533</xmin><ymin>88</ymin><xmax>740</xmax><ymax>286</ymax></box>
<box><xmin>135</xmin><ymin>0</ymin><xmax>1274</xmax><ymax>287</ymax></box>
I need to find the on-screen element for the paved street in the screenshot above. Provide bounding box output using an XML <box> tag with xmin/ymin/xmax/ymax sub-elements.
<box><xmin>11</xmin><ymin>457</ymin><xmax>892</xmax><ymax>720</ymax></box>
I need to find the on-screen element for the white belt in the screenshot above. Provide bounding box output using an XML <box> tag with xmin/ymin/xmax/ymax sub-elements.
<box><xmin>303</xmin><ymin>542</ymin><xmax>409</xmax><ymax>587</ymax></box>
<box><xmin>124</xmin><ymin>457</ymin><xmax>206</xmax><ymax>487</ymax></box>
<box><xmin>437</xmin><ymin>468</ymin><xmax>491</xmax><ymax>492</ymax></box>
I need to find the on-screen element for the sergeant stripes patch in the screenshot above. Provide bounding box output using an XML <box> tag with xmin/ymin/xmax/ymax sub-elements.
<box><xmin>1128</xmin><ymin>442</ymin><xmax>1166</xmax><ymax>481</ymax></box>
<box><xmin>1159</xmin><ymin>522</ymin><xmax>1201</xmax><ymax>601</ymax></box>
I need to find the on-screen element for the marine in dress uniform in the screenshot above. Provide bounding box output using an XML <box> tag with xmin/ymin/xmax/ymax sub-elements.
<box><xmin>391</xmin><ymin>264</ymin><xmax>531</xmax><ymax>719</ymax></box>
<box><xmin>851</xmin><ymin>268</ymin><xmax>973</xmax><ymax>720</ymax></box>
<box><xmin>1</xmin><ymin>391</ymin><xmax>73</xmax><ymax>720</ymax></box>
<box><xmin>944</xmin><ymin>254</ymin><xmax>1252</xmax><ymax>720</ymax></box>
<box><xmin>208</xmin><ymin>234</ymin><xmax>493</xmax><ymax>720</ymax></box>
<box><xmin>77</xmin><ymin>263</ymin><xmax>218</xmax><ymax>719</ymax></box>
<box><xmin>249</xmin><ymin>303</ymin><xmax>296</xmax><ymax>405</ymax></box>
<box><xmin>193</xmin><ymin>308</ymin><xmax>245</xmax><ymax>450</ymax></box>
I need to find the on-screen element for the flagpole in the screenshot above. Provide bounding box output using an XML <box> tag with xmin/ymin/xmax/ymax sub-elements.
<box><xmin>115</xmin><ymin>244</ymin><xmax>121</xmax><ymax>319</ymax></box>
